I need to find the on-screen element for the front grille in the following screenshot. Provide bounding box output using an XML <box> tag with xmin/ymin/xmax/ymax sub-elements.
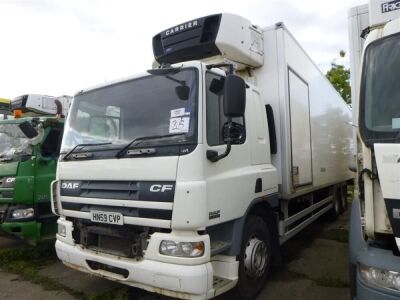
<box><xmin>60</xmin><ymin>180</ymin><xmax>175</xmax><ymax>227</ymax></box>
<box><xmin>60</xmin><ymin>180</ymin><xmax>175</xmax><ymax>202</ymax></box>
<box><xmin>72</xmin><ymin>219</ymin><xmax>152</xmax><ymax>258</ymax></box>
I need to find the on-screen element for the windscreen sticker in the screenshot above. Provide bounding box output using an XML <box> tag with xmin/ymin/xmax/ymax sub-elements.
<box><xmin>169</xmin><ymin>117</ymin><xmax>190</xmax><ymax>133</ymax></box>
<box><xmin>392</xmin><ymin>118</ymin><xmax>400</xmax><ymax>129</ymax></box>
<box><xmin>170</xmin><ymin>108</ymin><xmax>190</xmax><ymax>118</ymax></box>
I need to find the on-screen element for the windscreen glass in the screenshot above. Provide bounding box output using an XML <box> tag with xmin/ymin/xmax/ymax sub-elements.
<box><xmin>61</xmin><ymin>68</ymin><xmax>198</xmax><ymax>153</ymax></box>
<box><xmin>0</xmin><ymin>124</ymin><xmax>33</xmax><ymax>161</ymax></box>
<box><xmin>361</xmin><ymin>34</ymin><xmax>400</xmax><ymax>144</ymax></box>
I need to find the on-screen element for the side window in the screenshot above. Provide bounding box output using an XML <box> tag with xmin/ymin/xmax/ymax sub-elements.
<box><xmin>206</xmin><ymin>72</ymin><xmax>245</xmax><ymax>146</ymax></box>
<box><xmin>41</xmin><ymin>128</ymin><xmax>62</xmax><ymax>157</ymax></box>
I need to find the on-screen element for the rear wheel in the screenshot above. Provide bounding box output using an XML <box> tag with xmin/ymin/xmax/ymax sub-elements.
<box><xmin>341</xmin><ymin>185</ymin><xmax>348</xmax><ymax>212</ymax></box>
<box><xmin>234</xmin><ymin>216</ymin><xmax>271</xmax><ymax>300</ymax></box>
<box><xmin>329</xmin><ymin>187</ymin><xmax>342</xmax><ymax>220</ymax></box>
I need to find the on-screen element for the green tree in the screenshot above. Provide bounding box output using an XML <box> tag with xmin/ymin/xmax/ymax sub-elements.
<box><xmin>326</xmin><ymin>50</ymin><xmax>351</xmax><ymax>105</ymax></box>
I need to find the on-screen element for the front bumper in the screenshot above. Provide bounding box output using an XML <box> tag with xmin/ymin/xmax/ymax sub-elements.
<box><xmin>349</xmin><ymin>198</ymin><xmax>400</xmax><ymax>299</ymax></box>
<box><xmin>56</xmin><ymin>240</ymin><xmax>213</xmax><ymax>299</ymax></box>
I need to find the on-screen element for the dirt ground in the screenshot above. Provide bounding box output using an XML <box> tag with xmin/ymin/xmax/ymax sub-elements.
<box><xmin>0</xmin><ymin>206</ymin><xmax>351</xmax><ymax>300</ymax></box>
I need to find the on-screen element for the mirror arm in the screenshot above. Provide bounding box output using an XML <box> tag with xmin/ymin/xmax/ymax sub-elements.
<box><xmin>207</xmin><ymin>117</ymin><xmax>233</xmax><ymax>162</ymax></box>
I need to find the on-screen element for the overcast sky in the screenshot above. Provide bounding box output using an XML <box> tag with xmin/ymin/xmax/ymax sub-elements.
<box><xmin>0</xmin><ymin>0</ymin><xmax>366</xmax><ymax>99</ymax></box>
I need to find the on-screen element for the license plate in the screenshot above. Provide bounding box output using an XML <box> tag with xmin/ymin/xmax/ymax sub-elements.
<box><xmin>90</xmin><ymin>211</ymin><xmax>124</xmax><ymax>225</ymax></box>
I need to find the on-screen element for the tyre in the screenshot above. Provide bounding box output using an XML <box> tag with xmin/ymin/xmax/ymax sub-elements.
<box><xmin>329</xmin><ymin>187</ymin><xmax>341</xmax><ymax>220</ymax></box>
<box><xmin>341</xmin><ymin>185</ymin><xmax>348</xmax><ymax>212</ymax></box>
<box><xmin>234</xmin><ymin>215</ymin><xmax>272</xmax><ymax>300</ymax></box>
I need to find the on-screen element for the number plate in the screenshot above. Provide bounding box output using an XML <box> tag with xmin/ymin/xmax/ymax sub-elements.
<box><xmin>90</xmin><ymin>211</ymin><xmax>124</xmax><ymax>225</ymax></box>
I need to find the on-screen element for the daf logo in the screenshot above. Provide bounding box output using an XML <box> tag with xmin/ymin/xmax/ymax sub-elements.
<box><xmin>62</xmin><ymin>182</ymin><xmax>80</xmax><ymax>189</ymax></box>
<box><xmin>5</xmin><ymin>177</ymin><xmax>15</xmax><ymax>183</ymax></box>
<box><xmin>149</xmin><ymin>184</ymin><xmax>173</xmax><ymax>192</ymax></box>
<box><xmin>165</xmin><ymin>20</ymin><xmax>199</xmax><ymax>36</ymax></box>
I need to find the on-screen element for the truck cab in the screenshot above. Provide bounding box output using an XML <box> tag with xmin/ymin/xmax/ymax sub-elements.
<box><xmin>349</xmin><ymin>0</ymin><xmax>400</xmax><ymax>298</ymax></box>
<box><xmin>54</xmin><ymin>13</ymin><xmax>352</xmax><ymax>299</ymax></box>
<box><xmin>0</xmin><ymin>94</ymin><xmax>71</xmax><ymax>242</ymax></box>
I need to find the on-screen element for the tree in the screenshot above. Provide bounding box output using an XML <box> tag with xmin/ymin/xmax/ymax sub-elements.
<box><xmin>326</xmin><ymin>50</ymin><xmax>351</xmax><ymax>105</ymax></box>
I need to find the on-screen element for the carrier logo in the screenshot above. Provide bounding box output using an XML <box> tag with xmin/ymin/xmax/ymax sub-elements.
<box><xmin>149</xmin><ymin>184</ymin><xmax>174</xmax><ymax>192</ymax></box>
<box><xmin>382</xmin><ymin>0</ymin><xmax>400</xmax><ymax>13</ymax></box>
<box><xmin>165</xmin><ymin>20</ymin><xmax>199</xmax><ymax>36</ymax></box>
<box><xmin>61</xmin><ymin>182</ymin><xmax>80</xmax><ymax>189</ymax></box>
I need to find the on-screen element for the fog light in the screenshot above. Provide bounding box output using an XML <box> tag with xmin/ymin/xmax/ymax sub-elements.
<box><xmin>57</xmin><ymin>223</ymin><xmax>66</xmax><ymax>237</ymax></box>
<box><xmin>159</xmin><ymin>240</ymin><xmax>205</xmax><ymax>257</ymax></box>
<box><xmin>11</xmin><ymin>208</ymin><xmax>34</xmax><ymax>220</ymax></box>
<box><xmin>359</xmin><ymin>263</ymin><xmax>400</xmax><ymax>291</ymax></box>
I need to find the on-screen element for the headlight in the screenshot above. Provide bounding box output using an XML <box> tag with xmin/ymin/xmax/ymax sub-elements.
<box><xmin>359</xmin><ymin>263</ymin><xmax>400</xmax><ymax>291</ymax></box>
<box><xmin>11</xmin><ymin>208</ymin><xmax>34</xmax><ymax>220</ymax></box>
<box><xmin>57</xmin><ymin>223</ymin><xmax>66</xmax><ymax>237</ymax></box>
<box><xmin>159</xmin><ymin>240</ymin><xmax>204</xmax><ymax>257</ymax></box>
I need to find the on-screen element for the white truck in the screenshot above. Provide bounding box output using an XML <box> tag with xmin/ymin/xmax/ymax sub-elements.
<box><xmin>52</xmin><ymin>14</ymin><xmax>353</xmax><ymax>299</ymax></box>
<box><xmin>348</xmin><ymin>1</ymin><xmax>400</xmax><ymax>298</ymax></box>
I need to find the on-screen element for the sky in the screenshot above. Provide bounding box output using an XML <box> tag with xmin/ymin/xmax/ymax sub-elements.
<box><xmin>0</xmin><ymin>0</ymin><xmax>366</xmax><ymax>99</ymax></box>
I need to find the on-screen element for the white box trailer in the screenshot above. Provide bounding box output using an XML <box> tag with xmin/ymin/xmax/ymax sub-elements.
<box><xmin>251</xmin><ymin>23</ymin><xmax>354</xmax><ymax>200</ymax></box>
<box><xmin>53</xmin><ymin>13</ymin><xmax>354</xmax><ymax>300</ymax></box>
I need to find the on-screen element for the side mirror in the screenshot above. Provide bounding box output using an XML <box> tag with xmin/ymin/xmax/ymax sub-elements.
<box><xmin>175</xmin><ymin>85</ymin><xmax>190</xmax><ymax>100</ymax></box>
<box><xmin>18</xmin><ymin>121</ymin><xmax>38</xmax><ymax>139</ymax></box>
<box><xmin>223</xmin><ymin>74</ymin><xmax>246</xmax><ymax>117</ymax></box>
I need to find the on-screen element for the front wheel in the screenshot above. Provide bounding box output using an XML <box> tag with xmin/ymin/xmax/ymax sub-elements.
<box><xmin>234</xmin><ymin>215</ymin><xmax>271</xmax><ymax>300</ymax></box>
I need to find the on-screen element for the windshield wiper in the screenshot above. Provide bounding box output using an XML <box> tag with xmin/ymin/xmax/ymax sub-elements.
<box><xmin>63</xmin><ymin>142</ymin><xmax>112</xmax><ymax>161</ymax></box>
<box><xmin>115</xmin><ymin>133</ymin><xmax>186</xmax><ymax>158</ymax></box>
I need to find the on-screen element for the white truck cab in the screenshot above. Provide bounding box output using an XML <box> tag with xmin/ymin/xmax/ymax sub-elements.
<box><xmin>53</xmin><ymin>13</ymin><xmax>353</xmax><ymax>299</ymax></box>
<box><xmin>349</xmin><ymin>1</ymin><xmax>400</xmax><ymax>298</ymax></box>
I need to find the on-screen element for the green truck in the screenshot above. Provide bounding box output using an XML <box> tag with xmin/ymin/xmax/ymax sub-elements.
<box><xmin>0</xmin><ymin>94</ymin><xmax>71</xmax><ymax>243</ymax></box>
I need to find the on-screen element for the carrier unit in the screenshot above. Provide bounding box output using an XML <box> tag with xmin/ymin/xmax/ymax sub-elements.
<box><xmin>0</xmin><ymin>94</ymin><xmax>72</xmax><ymax>242</ymax></box>
<box><xmin>348</xmin><ymin>1</ymin><xmax>400</xmax><ymax>298</ymax></box>
<box><xmin>53</xmin><ymin>14</ymin><xmax>353</xmax><ymax>299</ymax></box>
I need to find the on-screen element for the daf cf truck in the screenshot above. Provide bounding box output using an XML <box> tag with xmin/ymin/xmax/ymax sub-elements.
<box><xmin>53</xmin><ymin>14</ymin><xmax>353</xmax><ymax>299</ymax></box>
<box><xmin>0</xmin><ymin>94</ymin><xmax>71</xmax><ymax>243</ymax></box>
<box><xmin>348</xmin><ymin>1</ymin><xmax>400</xmax><ymax>298</ymax></box>
<box><xmin>0</xmin><ymin>98</ymin><xmax>11</xmax><ymax>120</ymax></box>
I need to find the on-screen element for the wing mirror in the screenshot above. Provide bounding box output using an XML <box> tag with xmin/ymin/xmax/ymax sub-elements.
<box><xmin>207</xmin><ymin>74</ymin><xmax>246</xmax><ymax>162</ymax></box>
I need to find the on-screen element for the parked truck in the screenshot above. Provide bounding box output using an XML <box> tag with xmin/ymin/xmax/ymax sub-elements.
<box><xmin>0</xmin><ymin>98</ymin><xmax>11</xmax><ymax>120</ymax></box>
<box><xmin>52</xmin><ymin>14</ymin><xmax>353</xmax><ymax>299</ymax></box>
<box><xmin>348</xmin><ymin>1</ymin><xmax>400</xmax><ymax>298</ymax></box>
<box><xmin>0</xmin><ymin>94</ymin><xmax>71</xmax><ymax>242</ymax></box>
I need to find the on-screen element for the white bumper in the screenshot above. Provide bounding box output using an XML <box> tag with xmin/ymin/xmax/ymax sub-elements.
<box><xmin>55</xmin><ymin>240</ymin><xmax>214</xmax><ymax>299</ymax></box>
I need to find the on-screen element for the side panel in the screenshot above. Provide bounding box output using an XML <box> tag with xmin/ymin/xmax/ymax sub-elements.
<box><xmin>288</xmin><ymin>69</ymin><xmax>312</xmax><ymax>187</ymax></box>
<box><xmin>348</xmin><ymin>4</ymin><xmax>369</xmax><ymax>137</ymax></box>
<box><xmin>282</xmin><ymin>28</ymin><xmax>354</xmax><ymax>194</ymax></box>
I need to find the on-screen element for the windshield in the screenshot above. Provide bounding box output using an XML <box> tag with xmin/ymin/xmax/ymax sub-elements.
<box><xmin>0</xmin><ymin>124</ymin><xmax>33</xmax><ymax>161</ymax></box>
<box><xmin>360</xmin><ymin>33</ymin><xmax>400</xmax><ymax>145</ymax></box>
<box><xmin>61</xmin><ymin>68</ymin><xmax>198</xmax><ymax>154</ymax></box>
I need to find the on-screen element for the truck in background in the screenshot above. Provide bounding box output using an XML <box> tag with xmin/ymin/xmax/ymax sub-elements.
<box><xmin>348</xmin><ymin>0</ymin><xmax>400</xmax><ymax>298</ymax></box>
<box><xmin>0</xmin><ymin>98</ymin><xmax>11</xmax><ymax>120</ymax></box>
<box><xmin>53</xmin><ymin>14</ymin><xmax>353</xmax><ymax>299</ymax></box>
<box><xmin>0</xmin><ymin>94</ymin><xmax>71</xmax><ymax>243</ymax></box>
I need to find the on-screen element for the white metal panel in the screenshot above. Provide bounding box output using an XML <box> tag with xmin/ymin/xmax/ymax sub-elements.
<box><xmin>288</xmin><ymin>70</ymin><xmax>312</xmax><ymax>187</ymax></box>
<box><xmin>369</xmin><ymin>0</ymin><xmax>400</xmax><ymax>27</ymax></box>
<box><xmin>348</xmin><ymin>4</ymin><xmax>369</xmax><ymax>136</ymax></box>
<box><xmin>283</xmin><ymin>28</ymin><xmax>354</xmax><ymax>191</ymax></box>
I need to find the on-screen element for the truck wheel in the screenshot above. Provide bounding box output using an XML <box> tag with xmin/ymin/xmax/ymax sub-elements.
<box><xmin>235</xmin><ymin>215</ymin><xmax>271</xmax><ymax>300</ymax></box>
<box><xmin>329</xmin><ymin>188</ymin><xmax>341</xmax><ymax>220</ymax></box>
<box><xmin>341</xmin><ymin>185</ymin><xmax>348</xmax><ymax>212</ymax></box>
